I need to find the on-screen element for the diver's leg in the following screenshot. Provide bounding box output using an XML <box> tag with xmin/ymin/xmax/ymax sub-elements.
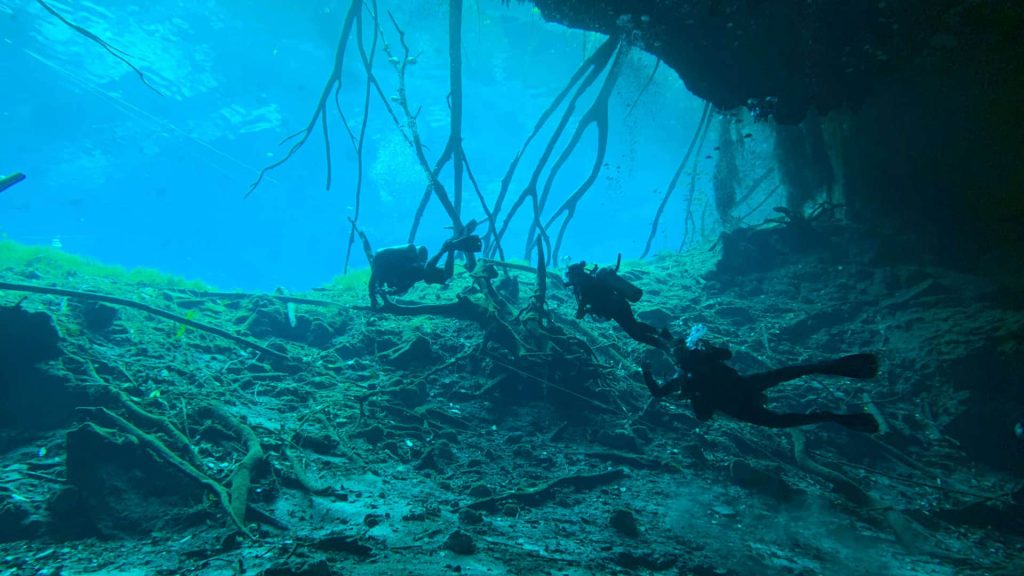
<box><xmin>425</xmin><ymin>246</ymin><xmax>445</xmax><ymax>270</ymax></box>
<box><xmin>442</xmin><ymin>248</ymin><xmax>455</xmax><ymax>280</ymax></box>
<box><xmin>615</xmin><ymin>304</ymin><xmax>670</xmax><ymax>351</ymax></box>
<box><xmin>811</xmin><ymin>354</ymin><xmax>879</xmax><ymax>379</ymax></box>
<box><xmin>745</xmin><ymin>366</ymin><xmax>824</xmax><ymax>392</ymax></box>
<box><xmin>621</xmin><ymin>319</ymin><xmax>668</xmax><ymax>350</ymax></box>
<box><xmin>735</xmin><ymin>406</ymin><xmax>879</xmax><ymax>432</ymax></box>
<box><xmin>423</xmin><ymin>245</ymin><xmax>456</xmax><ymax>285</ymax></box>
<box><xmin>747</xmin><ymin>354</ymin><xmax>879</xmax><ymax>392</ymax></box>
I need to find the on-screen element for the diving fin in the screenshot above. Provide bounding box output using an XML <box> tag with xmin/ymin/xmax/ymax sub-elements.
<box><xmin>816</xmin><ymin>353</ymin><xmax>879</xmax><ymax>379</ymax></box>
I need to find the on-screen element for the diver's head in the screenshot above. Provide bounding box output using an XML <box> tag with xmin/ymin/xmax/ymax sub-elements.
<box><xmin>565</xmin><ymin>261</ymin><xmax>587</xmax><ymax>286</ymax></box>
<box><xmin>675</xmin><ymin>339</ymin><xmax>731</xmax><ymax>368</ymax></box>
<box><xmin>674</xmin><ymin>345</ymin><xmax>700</xmax><ymax>370</ymax></box>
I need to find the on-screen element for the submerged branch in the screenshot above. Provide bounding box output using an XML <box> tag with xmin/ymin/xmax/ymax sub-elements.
<box><xmin>489</xmin><ymin>37</ymin><xmax>619</xmax><ymax>260</ymax></box>
<box><xmin>679</xmin><ymin>111</ymin><xmax>715</xmax><ymax>250</ymax></box>
<box><xmin>344</xmin><ymin>4</ymin><xmax>381</xmax><ymax>274</ymax></box>
<box><xmin>381</xmin><ymin>10</ymin><xmax>462</xmax><ymax>232</ymax></box>
<box><xmin>247</xmin><ymin>0</ymin><xmax>361</xmax><ymax>196</ymax></box>
<box><xmin>641</xmin><ymin>100</ymin><xmax>711</xmax><ymax>258</ymax></box>
<box><xmin>539</xmin><ymin>44</ymin><xmax>627</xmax><ymax>263</ymax></box>
<box><xmin>36</xmin><ymin>0</ymin><xmax>162</xmax><ymax>95</ymax></box>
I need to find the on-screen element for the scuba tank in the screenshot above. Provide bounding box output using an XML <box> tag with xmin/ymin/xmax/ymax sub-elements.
<box><xmin>596</xmin><ymin>267</ymin><xmax>643</xmax><ymax>303</ymax></box>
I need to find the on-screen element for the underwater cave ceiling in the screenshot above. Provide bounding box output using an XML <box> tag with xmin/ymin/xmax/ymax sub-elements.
<box><xmin>526</xmin><ymin>0</ymin><xmax>1024</xmax><ymax>268</ymax></box>
<box><xmin>527</xmin><ymin>0</ymin><xmax>999</xmax><ymax>123</ymax></box>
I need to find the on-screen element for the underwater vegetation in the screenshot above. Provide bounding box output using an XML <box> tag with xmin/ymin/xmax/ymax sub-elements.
<box><xmin>2</xmin><ymin>218</ymin><xmax>1024</xmax><ymax>574</ymax></box>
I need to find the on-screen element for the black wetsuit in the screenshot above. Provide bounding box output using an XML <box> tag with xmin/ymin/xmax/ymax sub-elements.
<box><xmin>644</xmin><ymin>344</ymin><xmax>880</xmax><ymax>433</ymax></box>
<box><xmin>368</xmin><ymin>235</ymin><xmax>481</xmax><ymax>308</ymax></box>
<box><xmin>566</xmin><ymin>262</ymin><xmax>668</xmax><ymax>351</ymax></box>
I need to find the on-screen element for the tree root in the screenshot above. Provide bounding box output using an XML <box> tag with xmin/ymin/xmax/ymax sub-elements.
<box><xmin>488</xmin><ymin>36</ymin><xmax>618</xmax><ymax>260</ymax></box>
<box><xmin>789</xmin><ymin>429</ymin><xmax>973</xmax><ymax>562</ymax></box>
<box><xmin>464</xmin><ymin>468</ymin><xmax>627</xmax><ymax>511</ymax></box>
<box><xmin>378</xmin><ymin>9</ymin><xmax>462</xmax><ymax>232</ymax></box>
<box><xmin>537</xmin><ymin>43</ymin><xmax>627</xmax><ymax>263</ymax></box>
<box><xmin>91</xmin><ymin>407</ymin><xmax>253</xmax><ymax>537</ymax></box>
<box><xmin>641</xmin><ymin>103</ymin><xmax>710</xmax><ymax>258</ymax></box>
<box><xmin>679</xmin><ymin>109</ymin><xmax>715</xmax><ymax>250</ymax></box>
<box><xmin>378</xmin><ymin>295</ymin><xmax>524</xmax><ymax>356</ymax></box>
<box><xmin>201</xmin><ymin>406</ymin><xmax>264</xmax><ymax>530</ymax></box>
<box><xmin>247</xmin><ymin>0</ymin><xmax>361</xmax><ymax>194</ymax></box>
<box><xmin>101</xmin><ymin>386</ymin><xmax>202</xmax><ymax>470</ymax></box>
<box><xmin>0</xmin><ymin>281</ymin><xmax>292</xmax><ymax>364</ymax></box>
<box><xmin>790</xmin><ymin>429</ymin><xmax>872</xmax><ymax>505</ymax></box>
<box><xmin>35</xmin><ymin>0</ymin><xmax>162</xmax><ymax>95</ymax></box>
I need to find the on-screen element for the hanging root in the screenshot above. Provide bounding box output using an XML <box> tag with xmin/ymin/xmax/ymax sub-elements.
<box><xmin>376</xmin><ymin>10</ymin><xmax>461</xmax><ymax>234</ymax></box>
<box><xmin>487</xmin><ymin>36</ymin><xmax>619</xmax><ymax>259</ymax></box>
<box><xmin>36</xmin><ymin>0</ymin><xmax>163</xmax><ymax>95</ymax></box>
<box><xmin>247</xmin><ymin>0</ymin><xmax>361</xmax><ymax>196</ymax></box>
<box><xmin>342</xmin><ymin>2</ymin><xmax>380</xmax><ymax>274</ymax></box>
<box><xmin>679</xmin><ymin>108</ymin><xmax>715</xmax><ymax>250</ymax></box>
<box><xmin>641</xmin><ymin>101</ymin><xmax>711</xmax><ymax>258</ymax></box>
<box><xmin>539</xmin><ymin>44</ymin><xmax>628</xmax><ymax>264</ymax></box>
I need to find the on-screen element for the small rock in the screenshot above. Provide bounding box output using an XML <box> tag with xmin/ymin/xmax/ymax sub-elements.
<box><xmin>710</xmin><ymin>504</ymin><xmax>738</xmax><ymax>517</ymax></box>
<box><xmin>609</xmin><ymin>508</ymin><xmax>639</xmax><ymax>537</ymax></box>
<box><xmin>305</xmin><ymin>320</ymin><xmax>335</xmax><ymax>348</ymax></box>
<box><xmin>80</xmin><ymin>302</ymin><xmax>118</xmax><ymax>332</ymax></box>
<box><xmin>312</xmin><ymin>533</ymin><xmax>373</xmax><ymax>557</ymax></box>
<box><xmin>442</xmin><ymin>529</ymin><xmax>476</xmax><ymax>555</ymax></box>
<box><xmin>729</xmin><ymin>459</ymin><xmax>800</xmax><ymax>502</ymax></box>
<box><xmin>467</xmin><ymin>484</ymin><xmax>493</xmax><ymax>499</ymax></box>
<box><xmin>293</xmin><ymin>431</ymin><xmax>337</xmax><ymax>455</ymax></box>
<box><xmin>612</xmin><ymin>549</ymin><xmax>677</xmax><ymax>571</ymax></box>
<box><xmin>415</xmin><ymin>440</ymin><xmax>456</xmax><ymax>472</ymax></box>
<box><xmin>457</xmin><ymin>508</ymin><xmax>483</xmax><ymax>526</ymax></box>
<box><xmin>363</xmin><ymin>513</ymin><xmax>386</xmax><ymax>528</ymax></box>
<box><xmin>352</xmin><ymin>424</ymin><xmax>386</xmax><ymax>445</ymax></box>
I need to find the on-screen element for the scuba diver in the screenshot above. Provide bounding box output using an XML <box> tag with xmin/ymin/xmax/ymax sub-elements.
<box><xmin>565</xmin><ymin>255</ymin><xmax>671</xmax><ymax>351</ymax></box>
<box><xmin>366</xmin><ymin>234</ymin><xmax>482</xmax><ymax>309</ymax></box>
<box><xmin>643</xmin><ymin>325</ymin><xmax>880</xmax><ymax>433</ymax></box>
<box><xmin>0</xmin><ymin>172</ymin><xmax>26</xmax><ymax>194</ymax></box>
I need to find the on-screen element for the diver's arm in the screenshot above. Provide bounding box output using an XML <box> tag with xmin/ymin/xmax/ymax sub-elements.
<box><xmin>349</xmin><ymin>217</ymin><xmax>375</xmax><ymax>264</ymax></box>
<box><xmin>425</xmin><ymin>240</ymin><xmax>450</xmax><ymax>270</ymax></box>
<box><xmin>642</xmin><ymin>365</ymin><xmax>680</xmax><ymax>398</ymax></box>
<box><xmin>441</xmin><ymin>247</ymin><xmax>455</xmax><ymax>280</ymax></box>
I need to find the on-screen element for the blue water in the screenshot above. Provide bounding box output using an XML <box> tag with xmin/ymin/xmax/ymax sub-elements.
<box><xmin>0</xmin><ymin>0</ymin><xmax>708</xmax><ymax>291</ymax></box>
